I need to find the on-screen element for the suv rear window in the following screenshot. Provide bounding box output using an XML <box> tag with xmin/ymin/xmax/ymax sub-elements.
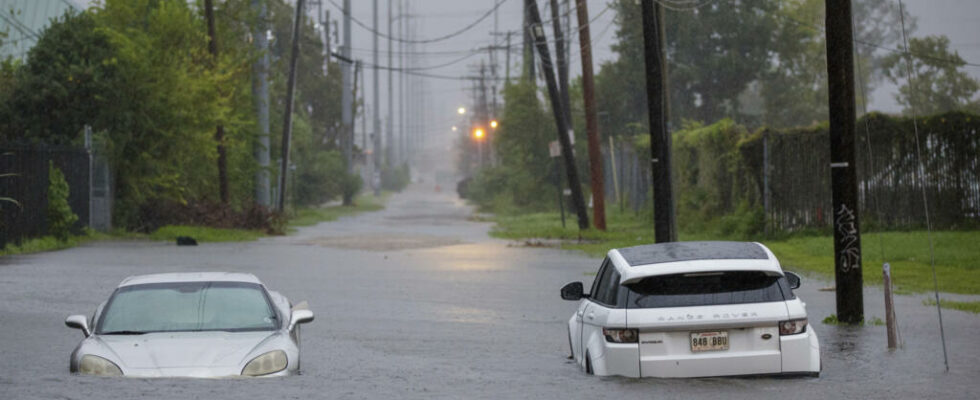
<box><xmin>625</xmin><ymin>271</ymin><xmax>790</xmax><ymax>309</ymax></box>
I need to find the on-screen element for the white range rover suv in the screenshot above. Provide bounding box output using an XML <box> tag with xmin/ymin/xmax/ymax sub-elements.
<box><xmin>561</xmin><ymin>241</ymin><xmax>820</xmax><ymax>378</ymax></box>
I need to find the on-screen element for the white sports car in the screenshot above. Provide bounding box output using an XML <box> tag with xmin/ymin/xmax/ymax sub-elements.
<box><xmin>65</xmin><ymin>272</ymin><xmax>314</xmax><ymax>378</ymax></box>
<box><xmin>561</xmin><ymin>241</ymin><xmax>820</xmax><ymax>378</ymax></box>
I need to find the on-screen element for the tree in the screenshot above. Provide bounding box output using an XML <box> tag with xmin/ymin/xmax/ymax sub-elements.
<box><xmin>0</xmin><ymin>10</ymin><xmax>116</xmax><ymax>144</ymax></box>
<box><xmin>759</xmin><ymin>0</ymin><xmax>918</xmax><ymax>128</ymax></box>
<box><xmin>596</xmin><ymin>0</ymin><xmax>778</xmax><ymax>130</ymax></box>
<box><xmin>465</xmin><ymin>80</ymin><xmax>558</xmax><ymax>211</ymax></box>
<box><xmin>882</xmin><ymin>35</ymin><xmax>980</xmax><ymax>115</ymax></box>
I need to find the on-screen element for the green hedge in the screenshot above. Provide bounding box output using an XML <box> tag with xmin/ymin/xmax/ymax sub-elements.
<box><xmin>651</xmin><ymin>111</ymin><xmax>980</xmax><ymax>233</ymax></box>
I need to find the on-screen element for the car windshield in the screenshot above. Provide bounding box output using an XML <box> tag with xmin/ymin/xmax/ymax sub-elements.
<box><xmin>97</xmin><ymin>282</ymin><xmax>278</xmax><ymax>334</ymax></box>
<box><xmin>626</xmin><ymin>271</ymin><xmax>789</xmax><ymax>309</ymax></box>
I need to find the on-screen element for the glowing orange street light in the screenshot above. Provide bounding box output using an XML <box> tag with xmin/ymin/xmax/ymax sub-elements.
<box><xmin>473</xmin><ymin>127</ymin><xmax>486</xmax><ymax>140</ymax></box>
<box><xmin>490</xmin><ymin>120</ymin><xmax>498</xmax><ymax>129</ymax></box>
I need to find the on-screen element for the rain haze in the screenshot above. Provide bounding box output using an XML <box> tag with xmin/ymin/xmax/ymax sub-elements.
<box><xmin>2</xmin><ymin>0</ymin><xmax>980</xmax><ymax>399</ymax></box>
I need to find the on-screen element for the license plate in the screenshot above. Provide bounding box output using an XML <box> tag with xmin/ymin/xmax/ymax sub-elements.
<box><xmin>690</xmin><ymin>331</ymin><xmax>729</xmax><ymax>352</ymax></box>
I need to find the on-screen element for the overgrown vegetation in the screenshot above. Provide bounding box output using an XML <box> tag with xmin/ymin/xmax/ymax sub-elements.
<box><xmin>45</xmin><ymin>162</ymin><xmax>78</xmax><ymax>241</ymax></box>
<box><xmin>0</xmin><ymin>0</ymin><xmax>373</xmax><ymax>237</ymax></box>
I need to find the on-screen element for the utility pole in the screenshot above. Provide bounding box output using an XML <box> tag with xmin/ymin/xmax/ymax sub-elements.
<box><xmin>505</xmin><ymin>31</ymin><xmax>512</xmax><ymax>83</ymax></box>
<box><xmin>205</xmin><ymin>0</ymin><xmax>228</xmax><ymax>204</ymax></box>
<box><xmin>640</xmin><ymin>0</ymin><xmax>675</xmax><ymax>242</ymax></box>
<box><xmin>387</xmin><ymin>0</ymin><xmax>394</xmax><ymax>167</ymax></box>
<box><xmin>825</xmin><ymin>0</ymin><xmax>864</xmax><ymax>324</ymax></box>
<box><xmin>527</xmin><ymin>0</ymin><xmax>589</xmax><ymax>230</ymax></box>
<box><xmin>372</xmin><ymin>0</ymin><xmax>381</xmax><ymax>196</ymax></box>
<box><xmin>359</xmin><ymin>63</ymin><xmax>367</xmax><ymax>151</ymax></box>
<box><xmin>398</xmin><ymin>0</ymin><xmax>405</xmax><ymax>163</ymax></box>
<box><xmin>576</xmin><ymin>0</ymin><xmax>606</xmax><ymax>230</ymax></box>
<box><xmin>252</xmin><ymin>0</ymin><xmax>271</xmax><ymax>207</ymax></box>
<box><xmin>341</xmin><ymin>0</ymin><xmax>353</xmax><ymax>176</ymax></box>
<box><xmin>523</xmin><ymin>0</ymin><xmax>535</xmax><ymax>83</ymax></box>
<box><xmin>550</xmin><ymin>0</ymin><xmax>572</xmax><ymax>151</ymax></box>
<box><xmin>277</xmin><ymin>0</ymin><xmax>305</xmax><ymax>212</ymax></box>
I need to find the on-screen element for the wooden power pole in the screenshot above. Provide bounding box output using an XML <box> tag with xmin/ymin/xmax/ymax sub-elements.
<box><xmin>277</xmin><ymin>0</ymin><xmax>305</xmax><ymax>212</ymax></box>
<box><xmin>527</xmin><ymin>0</ymin><xmax>589</xmax><ymax>230</ymax></box>
<box><xmin>640</xmin><ymin>1</ymin><xmax>675</xmax><ymax>242</ymax></box>
<box><xmin>826</xmin><ymin>0</ymin><xmax>864</xmax><ymax>324</ymax></box>
<box><xmin>576</xmin><ymin>0</ymin><xmax>605</xmax><ymax>230</ymax></box>
<box><xmin>205</xmin><ymin>0</ymin><xmax>228</xmax><ymax>204</ymax></box>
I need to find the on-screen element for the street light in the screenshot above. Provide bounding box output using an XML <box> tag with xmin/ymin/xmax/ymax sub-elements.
<box><xmin>457</xmin><ymin>107</ymin><xmax>466</xmax><ymax>115</ymax></box>
<box><xmin>451</xmin><ymin>126</ymin><xmax>458</xmax><ymax>132</ymax></box>
<box><xmin>473</xmin><ymin>127</ymin><xmax>485</xmax><ymax>140</ymax></box>
<box><xmin>489</xmin><ymin>120</ymin><xmax>498</xmax><ymax>129</ymax></box>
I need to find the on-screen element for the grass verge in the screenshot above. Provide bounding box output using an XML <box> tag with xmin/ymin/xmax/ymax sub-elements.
<box><xmin>2</xmin><ymin>193</ymin><xmax>390</xmax><ymax>256</ymax></box>
<box><xmin>821</xmin><ymin>314</ymin><xmax>885</xmax><ymax>326</ymax></box>
<box><xmin>489</xmin><ymin>210</ymin><xmax>980</xmax><ymax>295</ymax></box>
<box><xmin>288</xmin><ymin>193</ymin><xmax>387</xmax><ymax>228</ymax></box>
<box><xmin>924</xmin><ymin>298</ymin><xmax>980</xmax><ymax>314</ymax></box>
<box><xmin>0</xmin><ymin>234</ymin><xmax>89</xmax><ymax>256</ymax></box>
<box><xmin>0</xmin><ymin>228</ymin><xmax>117</xmax><ymax>256</ymax></box>
<box><xmin>148</xmin><ymin>225</ymin><xmax>266</xmax><ymax>243</ymax></box>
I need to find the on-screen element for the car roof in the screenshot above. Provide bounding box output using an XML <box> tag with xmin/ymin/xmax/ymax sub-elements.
<box><xmin>617</xmin><ymin>241</ymin><xmax>769</xmax><ymax>266</ymax></box>
<box><xmin>117</xmin><ymin>272</ymin><xmax>262</xmax><ymax>287</ymax></box>
<box><xmin>608</xmin><ymin>241</ymin><xmax>783</xmax><ymax>284</ymax></box>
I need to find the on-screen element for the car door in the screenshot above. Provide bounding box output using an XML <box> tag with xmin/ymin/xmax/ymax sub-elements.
<box><xmin>581</xmin><ymin>260</ymin><xmax>618</xmax><ymax>366</ymax></box>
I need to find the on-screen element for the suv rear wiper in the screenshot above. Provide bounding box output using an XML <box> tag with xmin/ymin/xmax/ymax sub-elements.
<box><xmin>101</xmin><ymin>330</ymin><xmax>149</xmax><ymax>335</ymax></box>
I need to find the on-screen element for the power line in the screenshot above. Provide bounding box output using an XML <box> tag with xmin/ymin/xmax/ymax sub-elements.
<box><xmin>897</xmin><ymin>0</ymin><xmax>949</xmax><ymax>373</ymax></box>
<box><xmin>326</xmin><ymin>0</ymin><xmax>510</xmax><ymax>44</ymax></box>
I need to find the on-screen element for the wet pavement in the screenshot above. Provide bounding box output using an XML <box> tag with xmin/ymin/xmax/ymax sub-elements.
<box><xmin>1</xmin><ymin>185</ymin><xmax>978</xmax><ymax>399</ymax></box>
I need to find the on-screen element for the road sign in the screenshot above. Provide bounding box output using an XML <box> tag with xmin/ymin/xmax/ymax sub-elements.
<box><xmin>549</xmin><ymin>141</ymin><xmax>561</xmax><ymax>157</ymax></box>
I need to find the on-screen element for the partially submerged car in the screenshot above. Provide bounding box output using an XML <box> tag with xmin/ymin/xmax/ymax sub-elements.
<box><xmin>65</xmin><ymin>272</ymin><xmax>314</xmax><ymax>377</ymax></box>
<box><xmin>561</xmin><ymin>241</ymin><xmax>820</xmax><ymax>378</ymax></box>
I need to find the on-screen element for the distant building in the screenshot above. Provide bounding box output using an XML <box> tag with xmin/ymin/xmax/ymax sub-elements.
<box><xmin>0</xmin><ymin>0</ymin><xmax>85</xmax><ymax>61</ymax></box>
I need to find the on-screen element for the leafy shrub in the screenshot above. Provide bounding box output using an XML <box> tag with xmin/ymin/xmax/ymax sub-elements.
<box><xmin>292</xmin><ymin>150</ymin><xmax>345</xmax><ymax>207</ymax></box>
<box><xmin>341</xmin><ymin>172</ymin><xmax>363</xmax><ymax>205</ymax></box>
<box><xmin>46</xmin><ymin>161</ymin><xmax>79</xmax><ymax>241</ymax></box>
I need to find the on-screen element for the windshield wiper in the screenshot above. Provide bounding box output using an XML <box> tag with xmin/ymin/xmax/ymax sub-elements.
<box><xmin>101</xmin><ymin>330</ymin><xmax>149</xmax><ymax>335</ymax></box>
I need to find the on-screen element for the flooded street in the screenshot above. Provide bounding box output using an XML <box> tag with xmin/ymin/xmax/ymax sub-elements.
<box><xmin>1</xmin><ymin>186</ymin><xmax>977</xmax><ymax>399</ymax></box>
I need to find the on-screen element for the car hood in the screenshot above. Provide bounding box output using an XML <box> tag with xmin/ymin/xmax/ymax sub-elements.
<box><xmin>95</xmin><ymin>331</ymin><xmax>277</xmax><ymax>369</ymax></box>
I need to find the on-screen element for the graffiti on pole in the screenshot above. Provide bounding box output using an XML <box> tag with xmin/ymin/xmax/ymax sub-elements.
<box><xmin>835</xmin><ymin>204</ymin><xmax>861</xmax><ymax>273</ymax></box>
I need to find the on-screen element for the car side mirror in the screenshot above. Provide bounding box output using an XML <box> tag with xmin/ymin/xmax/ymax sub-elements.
<box><xmin>288</xmin><ymin>309</ymin><xmax>314</xmax><ymax>331</ymax></box>
<box><xmin>784</xmin><ymin>271</ymin><xmax>802</xmax><ymax>290</ymax></box>
<box><xmin>561</xmin><ymin>282</ymin><xmax>586</xmax><ymax>301</ymax></box>
<box><xmin>65</xmin><ymin>315</ymin><xmax>91</xmax><ymax>337</ymax></box>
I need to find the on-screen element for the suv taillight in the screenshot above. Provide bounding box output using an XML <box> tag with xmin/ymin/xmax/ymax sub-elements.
<box><xmin>779</xmin><ymin>318</ymin><xmax>807</xmax><ymax>335</ymax></box>
<box><xmin>603</xmin><ymin>328</ymin><xmax>638</xmax><ymax>343</ymax></box>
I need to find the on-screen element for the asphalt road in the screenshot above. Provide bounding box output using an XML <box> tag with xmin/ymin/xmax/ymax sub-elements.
<box><xmin>1</xmin><ymin>186</ymin><xmax>977</xmax><ymax>399</ymax></box>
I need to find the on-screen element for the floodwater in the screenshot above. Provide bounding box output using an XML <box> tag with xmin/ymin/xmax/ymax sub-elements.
<box><xmin>1</xmin><ymin>186</ymin><xmax>977</xmax><ymax>399</ymax></box>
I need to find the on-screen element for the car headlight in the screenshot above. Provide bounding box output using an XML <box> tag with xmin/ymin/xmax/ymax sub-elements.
<box><xmin>79</xmin><ymin>355</ymin><xmax>123</xmax><ymax>376</ymax></box>
<box><xmin>241</xmin><ymin>350</ymin><xmax>287</xmax><ymax>376</ymax></box>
